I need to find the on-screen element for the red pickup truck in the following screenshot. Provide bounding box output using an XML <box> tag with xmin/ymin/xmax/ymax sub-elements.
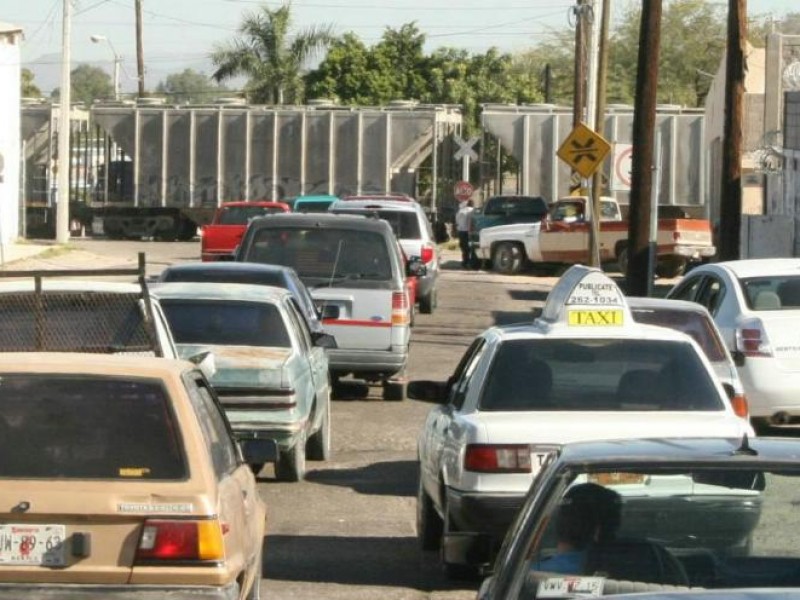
<box><xmin>200</xmin><ymin>201</ymin><xmax>290</xmax><ymax>261</ymax></box>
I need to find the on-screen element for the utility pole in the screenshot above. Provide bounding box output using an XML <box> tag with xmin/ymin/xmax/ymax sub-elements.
<box><xmin>135</xmin><ymin>0</ymin><xmax>145</xmax><ymax>97</ymax></box>
<box><xmin>626</xmin><ymin>0</ymin><xmax>662</xmax><ymax>296</ymax></box>
<box><xmin>543</xmin><ymin>64</ymin><xmax>553</xmax><ymax>104</ymax></box>
<box><xmin>56</xmin><ymin>0</ymin><xmax>72</xmax><ymax>244</ymax></box>
<box><xmin>589</xmin><ymin>0</ymin><xmax>611</xmax><ymax>267</ymax></box>
<box><xmin>572</xmin><ymin>0</ymin><xmax>589</xmax><ymax>128</ymax></box>
<box><xmin>718</xmin><ymin>0</ymin><xmax>747</xmax><ymax>260</ymax></box>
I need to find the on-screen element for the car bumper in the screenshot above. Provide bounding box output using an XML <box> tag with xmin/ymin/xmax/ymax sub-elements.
<box><xmin>328</xmin><ymin>348</ymin><xmax>408</xmax><ymax>376</ymax></box>
<box><xmin>739</xmin><ymin>359</ymin><xmax>800</xmax><ymax>418</ymax></box>
<box><xmin>231</xmin><ymin>423</ymin><xmax>303</xmax><ymax>454</ymax></box>
<box><xmin>671</xmin><ymin>245</ymin><xmax>716</xmax><ymax>259</ymax></box>
<box><xmin>446</xmin><ymin>488</ymin><xmax>526</xmax><ymax>538</ymax></box>
<box><xmin>0</xmin><ymin>583</ymin><xmax>239</xmax><ymax>600</ymax></box>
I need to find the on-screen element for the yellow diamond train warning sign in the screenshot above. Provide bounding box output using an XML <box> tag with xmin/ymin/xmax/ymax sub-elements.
<box><xmin>556</xmin><ymin>122</ymin><xmax>612</xmax><ymax>179</ymax></box>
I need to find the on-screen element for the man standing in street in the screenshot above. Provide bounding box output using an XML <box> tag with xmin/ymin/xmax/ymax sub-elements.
<box><xmin>455</xmin><ymin>199</ymin><xmax>475</xmax><ymax>268</ymax></box>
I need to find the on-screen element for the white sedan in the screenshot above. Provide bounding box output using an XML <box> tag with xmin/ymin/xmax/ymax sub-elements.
<box><xmin>411</xmin><ymin>266</ymin><xmax>754</xmax><ymax>578</ymax></box>
<box><xmin>668</xmin><ymin>258</ymin><xmax>800</xmax><ymax>430</ymax></box>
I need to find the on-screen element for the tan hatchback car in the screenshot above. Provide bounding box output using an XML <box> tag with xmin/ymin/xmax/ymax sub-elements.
<box><xmin>0</xmin><ymin>353</ymin><xmax>269</xmax><ymax>599</ymax></box>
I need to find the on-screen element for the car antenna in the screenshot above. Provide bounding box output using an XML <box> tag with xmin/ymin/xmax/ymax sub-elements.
<box><xmin>733</xmin><ymin>433</ymin><xmax>758</xmax><ymax>456</ymax></box>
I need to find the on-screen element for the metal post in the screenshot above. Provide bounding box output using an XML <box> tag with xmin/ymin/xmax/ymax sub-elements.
<box><xmin>647</xmin><ymin>132</ymin><xmax>662</xmax><ymax>296</ymax></box>
<box><xmin>56</xmin><ymin>0</ymin><xmax>72</xmax><ymax>244</ymax></box>
<box><xmin>589</xmin><ymin>0</ymin><xmax>611</xmax><ymax>267</ymax></box>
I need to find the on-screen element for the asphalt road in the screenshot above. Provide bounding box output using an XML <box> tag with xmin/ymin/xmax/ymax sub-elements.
<box><xmin>5</xmin><ymin>238</ymin><xmax>679</xmax><ymax>599</ymax></box>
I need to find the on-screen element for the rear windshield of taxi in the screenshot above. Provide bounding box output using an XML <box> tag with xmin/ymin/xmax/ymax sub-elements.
<box><xmin>480</xmin><ymin>338</ymin><xmax>724</xmax><ymax>412</ymax></box>
<box><xmin>740</xmin><ymin>276</ymin><xmax>800</xmax><ymax>311</ymax></box>
<box><xmin>245</xmin><ymin>227</ymin><xmax>394</xmax><ymax>285</ymax></box>
<box><xmin>0</xmin><ymin>375</ymin><xmax>186</xmax><ymax>479</ymax></box>
<box><xmin>630</xmin><ymin>307</ymin><xmax>727</xmax><ymax>363</ymax></box>
<box><xmin>160</xmin><ymin>300</ymin><xmax>291</xmax><ymax>347</ymax></box>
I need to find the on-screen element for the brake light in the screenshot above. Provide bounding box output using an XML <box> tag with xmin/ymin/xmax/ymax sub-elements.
<box><xmin>736</xmin><ymin>319</ymin><xmax>773</xmax><ymax>357</ymax></box>
<box><xmin>464</xmin><ymin>444</ymin><xmax>532</xmax><ymax>473</ymax></box>
<box><xmin>392</xmin><ymin>291</ymin><xmax>410</xmax><ymax>325</ymax></box>
<box><xmin>730</xmin><ymin>393</ymin><xmax>749</xmax><ymax>419</ymax></box>
<box><xmin>135</xmin><ymin>519</ymin><xmax>224</xmax><ymax>563</ymax></box>
<box><xmin>420</xmin><ymin>244</ymin><xmax>434</xmax><ymax>264</ymax></box>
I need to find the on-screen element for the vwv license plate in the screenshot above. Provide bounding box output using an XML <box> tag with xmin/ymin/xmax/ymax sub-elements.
<box><xmin>0</xmin><ymin>524</ymin><xmax>67</xmax><ymax>566</ymax></box>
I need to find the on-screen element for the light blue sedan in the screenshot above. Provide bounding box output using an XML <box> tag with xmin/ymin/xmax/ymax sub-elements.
<box><xmin>153</xmin><ymin>282</ymin><xmax>335</xmax><ymax>482</ymax></box>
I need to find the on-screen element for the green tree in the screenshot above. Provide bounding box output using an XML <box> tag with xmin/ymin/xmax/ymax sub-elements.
<box><xmin>21</xmin><ymin>68</ymin><xmax>41</xmax><ymax>98</ymax></box>
<box><xmin>211</xmin><ymin>3</ymin><xmax>334</xmax><ymax>104</ymax></box>
<box><xmin>155</xmin><ymin>69</ymin><xmax>227</xmax><ymax>104</ymax></box>
<box><xmin>304</xmin><ymin>33</ymin><xmax>374</xmax><ymax>104</ymax></box>
<box><xmin>51</xmin><ymin>64</ymin><xmax>114</xmax><ymax>105</ymax></box>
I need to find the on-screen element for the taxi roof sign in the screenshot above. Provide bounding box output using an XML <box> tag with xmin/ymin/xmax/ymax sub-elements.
<box><xmin>539</xmin><ymin>265</ymin><xmax>631</xmax><ymax>329</ymax></box>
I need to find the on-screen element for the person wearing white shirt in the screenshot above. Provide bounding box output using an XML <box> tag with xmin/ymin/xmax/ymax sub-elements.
<box><xmin>455</xmin><ymin>200</ymin><xmax>475</xmax><ymax>268</ymax></box>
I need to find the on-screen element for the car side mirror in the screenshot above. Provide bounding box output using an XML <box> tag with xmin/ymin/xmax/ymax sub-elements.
<box><xmin>407</xmin><ymin>257</ymin><xmax>427</xmax><ymax>278</ymax></box>
<box><xmin>407</xmin><ymin>380</ymin><xmax>448</xmax><ymax>403</ymax></box>
<box><xmin>312</xmin><ymin>331</ymin><xmax>338</xmax><ymax>349</ymax></box>
<box><xmin>239</xmin><ymin>438</ymin><xmax>277</xmax><ymax>466</ymax></box>
<box><xmin>187</xmin><ymin>350</ymin><xmax>216</xmax><ymax>379</ymax></box>
<box><xmin>731</xmin><ymin>350</ymin><xmax>746</xmax><ymax>367</ymax></box>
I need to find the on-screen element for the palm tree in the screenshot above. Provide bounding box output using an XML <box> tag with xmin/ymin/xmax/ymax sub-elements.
<box><xmin>211</xmin><ymin>3</ymin><xmax>334</xmax><ymax>105</ymax></box>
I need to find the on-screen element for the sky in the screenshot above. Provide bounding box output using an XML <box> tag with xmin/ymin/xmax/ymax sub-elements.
<box><xmin>6</xmin><ymin>0</ymin><xmax>800</xmax><ymax>94</ymax></box>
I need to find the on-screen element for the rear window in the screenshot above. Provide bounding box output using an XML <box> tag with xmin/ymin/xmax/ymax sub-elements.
<box><xmin>631</xmin><ymin>307</ymin><xmax>727</xmax><ymax>362</ymax></box>
<box><xmin>0</xmin><ymin>375</ymin><xmax>186</xmax><ymax>479</ymax></box>
<box><xmin>160</xmin><ymin>300</ymin><xmax>290</xmax><ymax>347</ymax></box>
<box><xmin>333</xmin><ymin>209</ymin><xmax>421</xmax><ymax>239</ymax></box>
<box><xmin>245</xmin><ymin>227</ymin><xmax>394</xmax><ymax>284</ymax></box>
<box><xmin>740</xmin><ymin>276</ymin><xmax>800</xmax><ymax>311</ymax></box>
<box><xmin>480</xmin><ymin>338</ymin><xmax>723</xmax><ymax>412</ymax></box>
<box><xmin>218</xmin><ymin>205</ymin><xmax>285</xmax><ymax>225</ymax></box>
<box><xmin>484</xmin><ymin>196</ymin><xmax>548</xmax><ymax>217</ymax></box>
<box><xmin>295</xmin><ymin>201</ymin><xmax>334</xmax><ymax>213</ymax></box>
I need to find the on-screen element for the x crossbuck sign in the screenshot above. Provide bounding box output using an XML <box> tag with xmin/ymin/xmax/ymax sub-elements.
<box><xmin>556</xmin><ymin>123</ymin><xmax>611</xmax><ymax>179</ymax></box>
<box><xmin>453</xmin><ymin>135</ymin><xmax>479</xmax><ymax>162</ymax></box>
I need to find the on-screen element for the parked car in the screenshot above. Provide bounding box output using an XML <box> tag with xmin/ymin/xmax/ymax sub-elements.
<box><xmin>329</xmin><ymin>197</ymin><xmax>440</xmax><ymax>313</ymax></box>
<box><xmin>200</xmin><ymin>200</ymin><xmax>290</xmax><ymax>262</ymax></box>
<box><xmin>153</xmin><ymin>282</ymin><xmax>335</xmax><ymax>481</ymax></box>
<box><xmin>667</xmin><ymin>259</ymin><xmax>800</xmax><ymax>431</ymax></box>
<box><xmin>628</xmin><ymin>296</ymin><xmax>748</xmax><ymax>415</ymax></box>
<box><xmin>477</xmin><ymin>436</ymin><xmax>800</xmax><ymax>599</ymax></box>
<box><xmin>0</xmin><ymin>353</ymin><xmax>269</xmax><ymax>599</ymax></box>
<box><xmin>411</xmin><ymin>266</ymin><xmax>753</xmax><ymax>578</ymax></box>
<box><xmin>469</xmin><ymin>195</ymin><xmax>550</xmax><ymax>265</ymax></box>
<box><xmin>236</xmin><ymin>213</ymin><xmax>421</xmax><ymax>400</ymax></box>
<box><xmin>158</xmin><ymin>261</ymin><xmax>326</xmax><ymax>336</ymax></box>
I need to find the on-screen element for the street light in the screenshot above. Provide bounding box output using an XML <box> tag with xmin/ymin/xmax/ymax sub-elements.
<box><xmin>90</xmin><ymin>34</ymin><xmax>120</xmax><ymax>101</ymax></box>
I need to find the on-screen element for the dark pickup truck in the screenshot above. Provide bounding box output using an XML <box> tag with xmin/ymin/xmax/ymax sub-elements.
<box><xmin>468</xmin><ymin>195</ymin><xmax>549</xmax><ymax>259</ymax></box>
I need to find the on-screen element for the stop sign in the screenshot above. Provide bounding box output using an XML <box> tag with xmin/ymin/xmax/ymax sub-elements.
<box><xmin>454</xmin><ymin>180</ymin><xmax>474</xmax><ymax>202</ymax></box>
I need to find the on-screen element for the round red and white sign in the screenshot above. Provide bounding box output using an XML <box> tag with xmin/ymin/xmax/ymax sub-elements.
<box><xmin>454</xmin><ymin>180</ymin><xmax>474</xmax><ymax>202</ymax></box>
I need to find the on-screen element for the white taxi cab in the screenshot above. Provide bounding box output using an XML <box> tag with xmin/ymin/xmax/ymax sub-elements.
<box><xmin>410</xmin><ymin>265</ymin><xmax>754</xmax><ymax>578</ymax></box>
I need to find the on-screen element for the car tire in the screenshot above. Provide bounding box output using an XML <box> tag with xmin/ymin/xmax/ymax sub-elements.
<box><xmin>492</xmin><ymin>242</ymin><xmax>525</xmax><ymax>275</ymax></box>
<box><xmin>419</xmin><ymin>289</ymin><xmax>436</xmax><ymax>314</ymax></box>
<box><xmin>306</xmin><ymin>401</ymin><xmax>331</xmax><ymax>461</ymax></box>
<box><xmin>617</xmin><ymin>246</ymin><xmax>629</xmax><ymax>275</ymax></box>
<box><xmin>383</xmin><ymin>379</ymin><xmax>405</xmax><ymax>401</ymax></box>
<box><xmin>275</xmin><ymin>433</ymin><xmax>307</xmax><ymax>482</ymax></box>
<box><xmin>245</xmin><ymin>548</ymin><xmax>263</xmax><ymax>600</ymax></box>
<box><xmin>417</xmin><ymin>478</ymin><xmax>443</xmax><ymax>551</ymax></box>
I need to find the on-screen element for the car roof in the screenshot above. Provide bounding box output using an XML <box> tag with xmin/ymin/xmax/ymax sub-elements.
<box><xmin>329</xmin><ymin>199</ymin><xmax>419</xmax><ymax>212</ymax></box>
<box><xmin>245</xmin><ymin>211</ymin><xmax>394</xmax><ymax>233</ymax></box>
<box><xmin>219</xmin><ymin>200</ymin><xmax>289</xmax><ymax>208</ymax></box>
<box><xmin>0</xmin><ymin>352</ymin><xmax>192</xmax><ymax>377</ymax></box>
<box><xmin>709</xmin><ymin>258</ymin><xmax>800</xmax><ymax>279</ymax></box>
<box><xmin>161</xmin><ymin>262</ymin><xmax>294</xmax><ymax>277</ymax></box>
<box><xmin>152</xmin><ymin>281</ymin><xmax>290</xmax><ymax>303</ymax></box>
<box><xmin>294</xmin><ymin>195</ymin><xmax>338</xmax><ymax>202</ymax></box>
<box><xmin>556</xmin><ymin>436</ymin><xmax>800</xmax><ymax>466</ymax></box>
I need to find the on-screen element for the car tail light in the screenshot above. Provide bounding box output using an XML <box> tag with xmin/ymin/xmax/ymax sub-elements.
<box><xmin>730</xmin><ymin>393</ymin><xmax>749</xmax><ymax>419</ymax></box>
<box><xmin>135</xmin><ymin>519</ymin><xmax>224</xmax><ymax>563</ymax></box>
<box><xmin>392</xmin><ymin>291</ymin><xmax>410</xmax><ymax>325</ymax></box>
<box><xmin>736</xmin><ymin>319</ymin><xmax>773</xmax><ymax>357</ymax></box>
<box><xmin>420</xmin><ymin>244</ymin><xmax>434</xmax><ymax>264</ymax></box>
<box><xmin>464</xmin><ymin>444</ymin><xmax>532</xmax><ymax>473</ymax></box>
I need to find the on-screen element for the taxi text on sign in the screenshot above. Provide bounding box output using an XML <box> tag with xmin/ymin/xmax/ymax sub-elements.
<box><xmin>556</xmin><ymin>123</ymin><xmax>612</xmax><ymax>179</ymax></box>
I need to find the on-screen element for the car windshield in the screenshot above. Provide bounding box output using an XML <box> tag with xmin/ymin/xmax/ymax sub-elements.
<box><xmin>160</xmin><ymin>299</ymin><xmax>291</xmax><ymax>347</ymax></box>
<box><xmin>630</xmin><ymin>307</ymin><xmax>727</xmax><ymax>363</ymax></box>
<box><xmin>333</xmin><ymin>209</ymin><xmax>421</xmax><ymax>239</ymax></box>
<box><xmin>218</xmin><ymin>205</ymin><xmax>284</xmax><ymax>224</ymax></box>
<box><xmin>479</xmin><ymin>338</ymin><xmax>724</xmax><ymax>412</ymax></box>
<box><xmin>0</xmin><ymin>374</ymin><xmax>185</xmax><ymax>479</ymax></box>
<box><xmin>246</xmin><ymin>227</ymin><xmax>393</xmax><ymax>284</ymax></box>
<box><xmin>740</xmin><ymin>275</ymin><xmax>800</xmax><ymax>311</ymax></box>
<box><xmin>521</xmin><ymin>465</ymin><xmax>800</xmax><ymax>597</ymax></box>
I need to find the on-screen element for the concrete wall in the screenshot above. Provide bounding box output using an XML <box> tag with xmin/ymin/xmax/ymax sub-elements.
<box><xmin>0</xmin><ymin>23</ymin><xmax>22</xmax><ymax>245</ymax></box>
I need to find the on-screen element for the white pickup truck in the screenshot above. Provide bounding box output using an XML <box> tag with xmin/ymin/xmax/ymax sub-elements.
<box><xmin>478</xmin><ymin>196</ymin><xmax>715</xmax><ymax>277</ymax></box>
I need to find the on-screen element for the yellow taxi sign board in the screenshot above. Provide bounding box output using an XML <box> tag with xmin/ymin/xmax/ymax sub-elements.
<box><xmin>567</xmin><ymin>309</ymin><xmax>624</xmax><ymax>327</ymax></box>
<box><xmin>556</xmin><ymin>123</ymin><xmax>612</xmax><ymax>179</ymax></box>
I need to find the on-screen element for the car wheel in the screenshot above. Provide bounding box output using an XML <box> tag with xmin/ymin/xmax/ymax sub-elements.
<box><xmin>617</xmin><ymin>246</ymin><xmax>629</xmax><ymax>275</ymax></box>
<box><xmin>382</xmin><ymin>379</ymin><xmax>405</xmax><ymax>401</ymax></box>
<box><xmin>417</xmin><ymin>477</ymin><xmax>443</xmax><ymax>551</ymax></box>
<box><xmin>245</xmin><ymin>548</ymin><xmax>263</xmax><ymax>600</ymax></box>
<box><xmin>249</xmin><ymin>463</ymin><xmax>265</xmax><ymax>476</ymax></box>
<box><xmin>275</xmin><ymin>433</ymin><xmax>307</xmax><ymax>482</ymax></box>
<box><xmin>306</xmin><ymin>401</ymin><xmax>331</xmax><ymax>461</ymax></box>
<box><xmin>492</xmin><ymin>242</ymin><xmax>525</xmax><ymax>275</ymax></box>
<box><xmin>419</xmin><ymin>289</ymin><xmax>436</xmax><ymax>314</ymax></box>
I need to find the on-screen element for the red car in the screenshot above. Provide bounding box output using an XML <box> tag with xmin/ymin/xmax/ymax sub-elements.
<box><xmin>200</xmin><ymin>201</ymin><xmax>290</xmax><ymax>261</ymax></box>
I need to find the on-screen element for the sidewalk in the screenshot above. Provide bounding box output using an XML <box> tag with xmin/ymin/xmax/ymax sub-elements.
<box><xmin>0</xmin><ymin>240</ymin><xmax>61</xmax><ymax>267</ymax></box>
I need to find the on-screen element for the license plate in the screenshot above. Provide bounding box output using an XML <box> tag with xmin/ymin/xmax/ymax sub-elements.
<box><xmin>0</xmin><ymin>524</ymin><xmax>67</xmax><ymax>566</ymax></box>
<box><xmin>538</xmin><ymin>576</ymin><xmax>605</xmax><ymax>597</ymax></box>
